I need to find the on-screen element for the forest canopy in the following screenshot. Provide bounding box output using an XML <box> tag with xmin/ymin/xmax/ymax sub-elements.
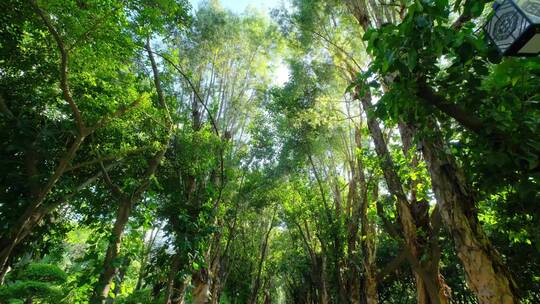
<box><xmin>0</xmin><ymin>0</ymin><xmax>539</xmax><ymax>303</ymax></box>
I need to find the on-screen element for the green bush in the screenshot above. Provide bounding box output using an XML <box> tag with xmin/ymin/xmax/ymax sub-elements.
<box><xmin>0</xmin><ymin>263</ymin><xmax>67</xmax><ymax>304</ymax></box>
<box><xmin>116</xmin><ymin>289</ymin><xmax>164</xmax><ymax>304</ymax></box>
<box><xmin>19</xmin><ymin>263</ymin><xmax>67</xmax><ymax>284</ymax></box>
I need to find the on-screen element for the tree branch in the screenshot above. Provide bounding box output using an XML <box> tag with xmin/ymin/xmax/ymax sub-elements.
<box><xmin>65</xmin><ymin>146</ymin><xmax>151</xmax><ymax>172</ymax></box>
<box><xmin>99</xmin><ymin>160</ymin><xmax>125</xmax><ymax>199</ymax></box>
<box><xmin>32</xmin><ymin>0</ymin><xmax>84</xmax><ymax>133</ymax></box>
<box><xmin>151</xmin><ymin>50</ymin><xmax>227</xmax><ymax>208</ymax></box>
<box><xmin>88</xmin><ymin>97</ymin><xmax>143</xmax><ymax>134</ymax></box>
<box><xmin>417</xmin><ymin>81</ymin><xmax>515</xmax><ymax>145</ymax></box>
<box><xmin>376</xmin><ymin>250</ymin><xmax>407</xmax><ymax>282</ymax></box>
<box><xmin>151</xmin><ymin>51</ymin><xmax>220</xmax><ymax>136</ymax></box>
<box><xmin>145</xmin><ymin>38</ymin><xmax>172</xmax><ymax>125</ymax></box>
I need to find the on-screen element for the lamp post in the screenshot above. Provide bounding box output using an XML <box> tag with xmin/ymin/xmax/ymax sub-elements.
<box><xmin>484</xmin><ymin>0</ymin><xmax>540</xmax><ymax>56</ymax></box>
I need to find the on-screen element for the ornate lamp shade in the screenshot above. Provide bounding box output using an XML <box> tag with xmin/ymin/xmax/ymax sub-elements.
<box><xmin>485</xmin><ymin>0</ymin><xmax>540</xmax><ymax>56</ymax></box>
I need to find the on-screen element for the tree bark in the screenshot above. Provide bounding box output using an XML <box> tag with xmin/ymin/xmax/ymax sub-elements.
<box><xmin>360</xmin><ymin>184</ymin><xmax>378</xmax><ymax>304</ymax></box>
<box><xmin>90</xmin><ymin>198</ymin><xmax>133</xmax><ymax>304</ymax></box>
<box><xmin>420</xmin><ymin>121</ymin><xmax>518</xmax><ymax>304</ymax></box>
<box><xmin>164</xmin><ymin>253</ymin><xmax>183</xmax><ymax>304</ymax></box>
<box><xmin>358</xmin><ymin>91</ymin><xmax>448</xmax><ymax>304</ymax></box>
<box><xmin>248</xmin><ymin>212</ymin><xmax>275</xmax><ymax>304</ymax></box>
<box><xmin>353</xmin><ymin>127</ymin><xmax>377</xmax><ymax>304</ymax></box>
<box><xmin>107</xmin><ymin>256</ymin><xmax>130</xmax><ymax>303</ymax></box>
<box><xmin>0</xmin><ymin>135</ymin><xmax>85</xmax><ymax>277</ymax></box>
<box><xmin>172</xmin><ymin>277</ymin><xmax>188</xmax><ymax>304</ymax></box>
<box><xmin>399</xmin><ymin>122</ymin><xmax>451</xmax><ymax>304</ymax></box>
<box><xmin>317</xmin><ymin>255</ymin><xmax>330</xmax><ymax>304</ymax></box>
<box><xmin>192</xmin><ymin>268</ymin><xmax>211</xmax><ymax>304</ymax></box>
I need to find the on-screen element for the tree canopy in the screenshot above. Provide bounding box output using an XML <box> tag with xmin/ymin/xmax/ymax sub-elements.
<box><xmin>1</xmin><ymin>0</ymin><xmax>539</xmax><ymax>304</ymax></box>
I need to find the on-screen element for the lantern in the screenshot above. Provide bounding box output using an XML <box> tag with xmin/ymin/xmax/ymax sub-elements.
<box><xmin>484</xmin><ymin>0</ymin><xmax>540</xmax><ymax>56</ymax></box>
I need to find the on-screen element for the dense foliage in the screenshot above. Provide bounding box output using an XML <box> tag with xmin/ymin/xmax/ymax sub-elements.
<box><xmin>1</xmin><ymin>0</ymin><xmax>539</xmax><ymax>303</ymax></box>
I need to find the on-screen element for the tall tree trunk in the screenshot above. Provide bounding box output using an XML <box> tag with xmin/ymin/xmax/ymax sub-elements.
<box><xmin>107</xmin><ymin>256</ymin><xmax>130</xmax><ymax>304</ymax></box>
<box><xmin>164</xmin><ymin>253</ymin><xmax>183</xmax><ymax>304</ymax></box>
<box><xmin>91</xmin><ymin>198</ymin><xmax>133</xmax><ymax>304</ymax></box>
<box><xmin>249</xmin><ymin>213</ymin><xmax>275</xmax><ymax>304</ymax></box>
<box><xmin>208</xmin><ymin>238</ymin><xmax>223</xmax><ymax>304</ymax></box>
<box><xmin>360</xmin><ymin>184</ymin><xmax>377</xmax><ymax>304</ymax></box>
<box><xmin>346</xmin><ymin>178</ymin><xmax>362</xmax><ymax>304</ymax></box>
<box><xmin>317</xmin><ymin>255</ymin><xmax>330</xmax><ymax>304</ymax></box>
<box><xmin>420</xmin><ymin>121</ymin><xmax>518</xmax><ymax>304</ymax></box>
<box><xmin>352</xmin><ymin>127</ymin><xmax>377</xmax><ymax>304</ymax></box>
<box><xmin>135</xmin><ymin>227</ymin><xmax>159</xmax><ymax>291</ymax></box>
<box><xmin>358</xmin><ymin>92</ymin><xmax>447</xmax><ymax>304</ymax></box>
<box><xmin>192</xmin><ymin>268</ymin><xmax>211</xmax><ymax>304</ymax></box>
<box><xmin>0</xmin><ymin>135</ymin><xmax>85</xmax><ymax>277</ymax></box>
<box><xmin>399</xmin><ymin>122</ymin><xmax>451</xmax><ymax>304</ymax></box>
<box><xmin>345</xmin><ymin>1</ymin><xmax>444</xmax><ymax>301</ymax></box>
<box><xmin>172</xmin><ymin>276</ymin><xmax>188</xmax><ymax>304</ymax></box>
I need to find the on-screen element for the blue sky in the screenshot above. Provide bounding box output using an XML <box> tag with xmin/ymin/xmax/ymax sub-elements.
<box><xmin>189</xmin><ymin>0</ymin><xmax>284</xmax><ymax>14</ymax></box>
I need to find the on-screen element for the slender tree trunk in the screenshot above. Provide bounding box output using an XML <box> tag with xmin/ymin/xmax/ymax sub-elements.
<box><xmin>209</xmin><ymin>275</ymin><xmax>221</xmax><ymax>304</ymax></box>
<box><xmin>164</xmin><ymin>253</ymin><xmax>182</xmax><ymax>304</ymax></box>
<box><xmin>0</xmin><ymin>135</ymin><xmax>85</xmax><ymax>277</ymax></box>
<box><xmin>420</xmin><ymin>121</ymin><xmax>518</xmax><ymax>304</ymax></box>
<box><xmin>135</xmin><ymin>227</ymin><xmax>159</xmax><ymax>291</ymax></box>
<box><xmin>91</xmin><ymin>198</ymin><xmax>133</xmax><ymax>304</ymax></box>
<box><xmin>352</xmin><ymin>127</ymin><xmax>377</xmax><ymax>304</ymax></box>
<box><xmin>0</xmin><ymin>265</ymin><xmax>9</xmax><ymax>285</ymax></box>
<box><xmin>172</xmin><ymin>276</ymin><xmax>188</xmax><ymax>304</ymax></box>
<box><xmin>208</xmin><ymin>247</ymin><xmax>223</xmax><ymax>304</ymax></box>
<box><xmin>347</xmin><ymin>188</ymin><xmax>362</xmax><ymax>304</ymax></box>
<box><xmin>317</xmin><ymin>255</ymin><xmax>330</xmax><ymax>304</ymax></box>
<box><xmin>107</xmin><ymin>257</ymin><xmax>130</xmax><ymax>304</ymax></box>
<box><xmin>248</xmin><ymin>213</ymin><xmax>275</xmax><ymax>304</ymax></box>
<box><xmin>360</xmin><ymin>185</ymin><xmax>377</xmax><ymax>304</ymax></box>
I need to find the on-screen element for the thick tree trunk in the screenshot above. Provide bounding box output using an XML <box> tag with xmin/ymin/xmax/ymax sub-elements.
<box><xmin>399</xmin><ymin>122</ymin><xmax>450</xmax><ymax>304</ymax></box>
<box><xmin>359</xmin><ymin>92</ymin><xmax>449</xmax><ymax>304</ymax></box>
<box><xmin>90</xmin><ymin>198</ymin><xmax>133</xmax><ymax>304</ymax></box>
<box><xmin>192</xmin><ymin>268</ymin><xmax>211</xmax><ymax>304</ymax></box>
<box><xmin>420</xmin><ymin>122</ymin><xmax>518</xmax><ymax>304</ymax></box>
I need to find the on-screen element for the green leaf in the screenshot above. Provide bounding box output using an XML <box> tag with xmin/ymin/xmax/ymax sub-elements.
<box><xmin>407</xmin><ymin>49</ymin><xmax>418</xmax><ymax>71</ymax></box>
